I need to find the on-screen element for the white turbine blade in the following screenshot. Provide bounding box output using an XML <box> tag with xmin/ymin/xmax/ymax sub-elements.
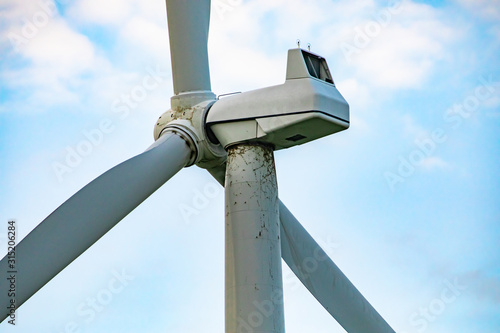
<box><xmin>166</xmin><ymin>0</ymin><xmax>212</xmax><ymax>94</ymax></box>
<box><xmin>279</xmin><ymin>203</ymin><xmax>395</xmax><ymax>333</ymax></box>
<box><xmin>0</xmin><ymin>133</ymin><xmax>192</xmax><ymax>321</ymax></box>
<box><xmin>207</xmin><ymin>165</ymin><xmax>394</xmax><ymax>332</ymax></box>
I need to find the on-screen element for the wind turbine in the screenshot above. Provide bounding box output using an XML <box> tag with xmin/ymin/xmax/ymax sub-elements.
<box><xmin>1</xmin><ymin>1</ymin><xmax>395</xmax><ymax>332</ymax></box>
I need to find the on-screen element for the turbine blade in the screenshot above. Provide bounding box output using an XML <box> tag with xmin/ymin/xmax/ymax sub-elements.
<box><xmin>207</xmin><ymin>165</ymin><xmax>394</xmax><ymax>332</ymax></box>
<box><xmin>166</xmin><ymin>0</ymin><xmax>212</xmax><ymax>94</ymax></box>
<box><xmin>279</xmin><ymin>203</ymin><xmax>395</xmax><ymax>333</ymax></box>
<box><xmin>0</xmin><ymin>133</ymin><xmax>192</xmax><ymax>321</ymax></box>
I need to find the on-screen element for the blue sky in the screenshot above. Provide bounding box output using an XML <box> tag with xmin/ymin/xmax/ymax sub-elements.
<box><xmin>1</xmin><ymin>0</ymin><xmax>499</xmax><ymax>332</ymax></box>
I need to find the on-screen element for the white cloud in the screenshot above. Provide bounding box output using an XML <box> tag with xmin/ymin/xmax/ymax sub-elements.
<box><xmin>210</xmin><ymin>42</ymin><xmax>285</xmax><ymax>92</ymax></box>
<box><xmin>0</xmin><ymin>1</ymin><xmax>173</xmax><ymax>116</ymax></box>
<box><xmin>0</xmin><ymin>0</ymin><xmax>52</xmax><ymax>25</ymax></box>
<box><xmin>0</xmin><ymin>17</ymin><xmax>115</xmax><ymax>113</ymax></box>
<box><xmin>0</xmin><ymin>0</ymin><xmax>104</xmax><ymax>83</ymax></box>
<box><xmin>457</xmin><ymin>0</ymin><xmax>500</xmax><ymax>21</ymax></box>
<box><xmin>66</xmin><ymin>0</ymin><xmax>168</xmax><ymax>28</ymax></box>
<box><xmin>335</xmin><ymin>77</ymin><xmax>372</xmax><ymax>110</ymax></box>
<box><xmin>209</xmin><ymin>3</ymin><xmax>287</xmax><ymax>92</ymax></box>
<box><xmin>352</xmin><ymin>28</ymin><xmax>439</xmax><ymax>89</ymax></box>
<box><xmin>66</xmin><ymin>0</ymin><xmax>134</xmax><ymax>25</ymax></box>
<box><xmin>401</xmin><ymin>113</ymin><xmax>430</xmax><ymax>138</ymax></box>
<box><xmin>117</xmin><ymin>17</ymin><xmax>170</xmax><ymax>63</ymax></box>
<box><xmin>421</xmin><ymin>156</ymin><xmax>448</xmax><ymax>170</ymax></box>
<box><xmin>324</xmin><ymin>0</ymin><xmax>458</xmax><ymax>89</ymax></box>
<box><xmin>22</xmin><ymin>20</ymin><xmax>97</xmax><ymax>75</ymax></box>
<box><xmin>208</xmin><ymin>0</ymin><xmax>461</xmax><ymax>93</ymax></box>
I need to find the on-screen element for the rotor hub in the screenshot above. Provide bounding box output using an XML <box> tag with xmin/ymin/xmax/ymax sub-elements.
<box><xmin>154</xmin><ymin>93</ymin><xmax>226</xmax><ymax>169</ymax></box>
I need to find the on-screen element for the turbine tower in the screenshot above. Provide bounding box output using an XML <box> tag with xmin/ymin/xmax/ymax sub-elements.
<box><xmin>1</xmin><ymin>1</ymin><xmax>395</xmax><ymax>332</ymax></box>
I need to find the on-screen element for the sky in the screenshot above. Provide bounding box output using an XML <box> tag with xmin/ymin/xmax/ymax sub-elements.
<box><xmin>0</xmin><ymin>0</ymin><xmax>499</xmax><ymax>332</ymax></box>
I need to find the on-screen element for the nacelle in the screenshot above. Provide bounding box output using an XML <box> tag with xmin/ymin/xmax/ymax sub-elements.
<box><xmin>205</xmin><ymin>48</ymin><xmax>349</xmax><ymax>150</ymax></box>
